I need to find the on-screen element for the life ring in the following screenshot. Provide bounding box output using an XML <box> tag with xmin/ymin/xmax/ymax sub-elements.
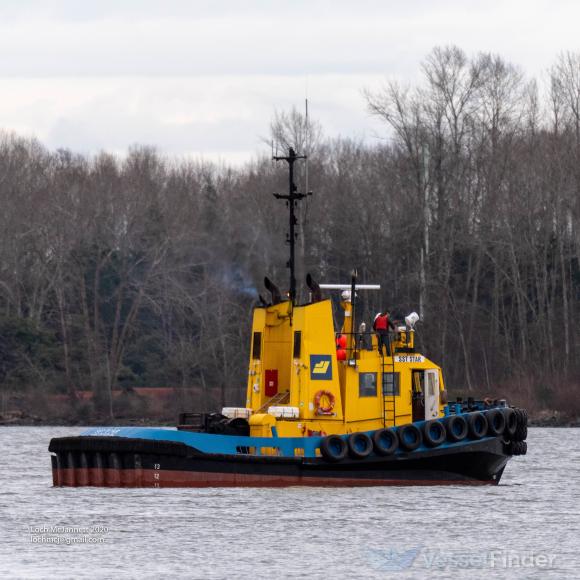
<box><xmin>314</xmin><ymin>390</ymin><xmax>335</xmax><ymax>415</ymax></box>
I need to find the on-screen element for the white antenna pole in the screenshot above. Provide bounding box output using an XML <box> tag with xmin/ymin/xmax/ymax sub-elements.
<box><xmin>305</xmin><ymin>97</ymin><xmax>309</xmax><ymax>194</ymax></box>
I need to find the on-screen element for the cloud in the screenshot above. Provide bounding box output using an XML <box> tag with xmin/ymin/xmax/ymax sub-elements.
<box><xmin>0</xmin><ymin>76</ymin><xmax>387</xmax><ymax>163</ymax></box>
<box><xmin>0</xmin><ymin>0</ymin><xmax>574</xmax><ymax>78</ymax></box>
<box><xmin>0</xmin><ymin>0</ymin><xmax>579</xmax><ymax>162</ymax></box>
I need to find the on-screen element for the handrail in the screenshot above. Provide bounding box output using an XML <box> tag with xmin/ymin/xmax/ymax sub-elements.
<box><xmin>335</xmin><ymin>330</ymin><xmax>404</xmax><ymax>357</ymax></box>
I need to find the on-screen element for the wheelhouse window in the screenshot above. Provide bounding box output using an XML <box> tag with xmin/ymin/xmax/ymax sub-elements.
<box><xmin>293</xmin><ymin>331</ymin><xmax>302</xmax><ymax>359</ymax></box>
<box><xmin>359</xmin><ymin>372</ymin><xmax>377</xmax><ymax>397</ymax></box>
<box><xmin>252</xmin><ymin>332</ymin><xmax>262</xmax><ymax>360</ymax></box>
<box><xmin>426</xmin><ymin>372</ymin><xmax>438</xmax><ymax>396</ymax></box>
<box><xmin>382</xmin><ymin>372</ymin><xmax>400</xmax><ymax>396</ymax></box>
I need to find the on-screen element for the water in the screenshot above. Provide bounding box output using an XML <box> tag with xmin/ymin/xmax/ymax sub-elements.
<box><xmin>0</xmin><ymin>427</ymin><xmax>578</xmax><ymax>579</ymax></box>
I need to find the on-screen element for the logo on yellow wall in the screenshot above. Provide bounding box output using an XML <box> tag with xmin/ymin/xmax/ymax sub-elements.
<box><xmin>310</xmin><ymin>355</ymin><xmax>332</xmax><ymax>380</ymax></box>
<box><xmin>313</xmin><ymin>361</ymin><xmax>330</xmax><ymax>374</ymax></box>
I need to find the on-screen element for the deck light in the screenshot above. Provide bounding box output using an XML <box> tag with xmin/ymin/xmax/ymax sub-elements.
<box><xmin>405</xmin><ymin>312</ymin><xmax>420</xmax><ymax>329</ymax></box>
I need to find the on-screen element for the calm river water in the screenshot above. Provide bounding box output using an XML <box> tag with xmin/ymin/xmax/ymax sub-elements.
<box><xmin>0</xmin><ymin>427</ymin><xmax>578</xmax><ymax>579</ymax></box>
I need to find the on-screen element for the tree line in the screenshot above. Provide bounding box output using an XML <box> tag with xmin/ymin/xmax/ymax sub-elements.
<box><xmin>0</xmin><ymin>46</ymin><xmax>578</xmax><ymax>420</ymax></box>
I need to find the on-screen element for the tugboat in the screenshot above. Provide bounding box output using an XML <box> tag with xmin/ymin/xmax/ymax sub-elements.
<box><xmin>49</xmin><ymin>148</ymin><xmax>528</xmax><ymax>487</ymax></box>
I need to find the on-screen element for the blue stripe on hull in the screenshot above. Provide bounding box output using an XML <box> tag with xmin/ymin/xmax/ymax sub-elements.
<box><xmin>81</xmin><ymin>427</ymin><xmax>324</xmax><ymax>457</ymax></box>
<box><xmin>80</xmin><ymin>426</ymin><xmax>497</xmax><ymax>458</ymax></box>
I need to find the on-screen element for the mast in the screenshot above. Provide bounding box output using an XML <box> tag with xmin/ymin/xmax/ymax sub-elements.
<box><xmin>273</xmin><ymin>148</ymin><xmax>311</xmax><ymax>304</ymax></box>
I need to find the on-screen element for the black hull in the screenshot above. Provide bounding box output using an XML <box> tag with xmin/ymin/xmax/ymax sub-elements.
<box><xmin>49</xmin><ymin>436</ymin><xmax>511</xmax><ymax>487</ymax></box>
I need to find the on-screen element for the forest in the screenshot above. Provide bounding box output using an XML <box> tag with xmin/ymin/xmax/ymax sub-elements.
<box><xmin>0</xmin><ymin>46</ymin><xmax>578</xmax><ymax>423</ymax></box>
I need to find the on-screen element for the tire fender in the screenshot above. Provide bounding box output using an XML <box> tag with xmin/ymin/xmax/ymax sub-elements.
<box><xmin>398</xmin><ymin>424</ymin><xmax>422</xmax><ymax>451</ymax></box>
<box><xmin>320</xmin><ymin>435</ymin><xmax>348</xmax><ymax>462</ymax></box>
<box><xmin>347</xmin><ymin>432</ymin><xmax>373</xmax><ymax>459</ymax></box>
<box><xmin>445</xmin><ymin>415</ymin><xmax>468</xmax><ymax>442</ymax></box>
<box><xmin>485</xmin><ymin>409</ymin><xmax>506</xmax><ymax>437</ymax></box>
<box><xmin>372</xmin><ymin>428</ymin><xmax>398</xmax><ymax>456</ymax></box>
<box><xmin>467</xmin><ymin>412</ymin><xmax>488</xmax><ymax>439</ymax></box>
<box><xmin>422</xmin><ymin>420</ymin><xmax>446</xmax><ymax>447</ymax></box>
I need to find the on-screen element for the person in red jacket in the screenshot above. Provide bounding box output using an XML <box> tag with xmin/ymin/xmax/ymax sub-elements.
<box><xmin>373</xmin><ymin>310</ymin><xmax>395</xmax><ymax>356</ymax></box>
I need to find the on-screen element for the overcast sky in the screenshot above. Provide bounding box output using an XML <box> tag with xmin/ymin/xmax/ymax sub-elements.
<box><xmin>1</xmin><ymin>0</ymin><xmax>579</xmax><ymax>164</ymax></box>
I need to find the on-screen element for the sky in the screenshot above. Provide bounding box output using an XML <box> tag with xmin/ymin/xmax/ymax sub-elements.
<box><xmin>1</xmin><ymin>0</ymin><xmax>580</xmax><ymax>165</ymax></box>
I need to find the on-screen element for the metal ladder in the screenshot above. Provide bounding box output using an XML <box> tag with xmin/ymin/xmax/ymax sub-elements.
<box><xmin>381</xmin><ymin>339</ymin><xmax>397</xmax><ymax>427</ymax></box>
<box><xmin>256</xmin><ymin>390</ymin><xmax>290</xmax><ymax>414</ymax></box>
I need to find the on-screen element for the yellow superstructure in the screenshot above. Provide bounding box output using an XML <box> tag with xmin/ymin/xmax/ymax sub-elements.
<box><xmin>244</xmin><ymin>295</ymin><xmax>447</xmax><ymax>439</ymax></box>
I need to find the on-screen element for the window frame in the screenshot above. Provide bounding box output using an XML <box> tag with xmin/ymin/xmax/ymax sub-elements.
<box><xmin>251</xmin><ymin>332</ymin><xmax>262</xmax><ymax>360</ymax></box>
<box><xmin>359</xmin><ymin>372</ymin><xmax>378</xmax><ymax>397</ymax></box>
<box><xmin>382</xmin><ymin>372</ymin><xmax>400</xmax><ymax>396</ymax></box>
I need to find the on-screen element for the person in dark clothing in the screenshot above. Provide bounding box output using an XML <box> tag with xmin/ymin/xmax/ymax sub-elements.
<box><xmin>373</xmin><ymin>310</ymin><xmax>395</xmax><ymax>356</ymax></box>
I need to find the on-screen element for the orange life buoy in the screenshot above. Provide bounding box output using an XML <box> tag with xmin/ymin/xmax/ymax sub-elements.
<box><xmin>314</xmin><ymin>390</ymin><xmax>335</xmax><ymax>415</ymax></box>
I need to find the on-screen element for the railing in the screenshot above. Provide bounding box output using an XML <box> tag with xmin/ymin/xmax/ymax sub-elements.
<box><xmin>335</xmin><ymin>330</ymin><xmax>413</xmax><ymax>359</ymax></box>
<box><xmin>256</xmin><ymin>391</ymin><xmax>290</xmax><ymax>414</ymax></box>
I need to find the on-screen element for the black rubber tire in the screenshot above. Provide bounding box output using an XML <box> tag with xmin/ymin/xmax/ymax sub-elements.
<box><xmin>398</xmin><ymin>424</ymin><xmax>422</xmax><ymax>451</ymax></box>
<box><xmin>422</xmin><ymin>420</ymin><xmax>446</xmax><ymax>447</ymax></box>
<box><xmin>513</xmin><ymin>424</ymin><xmax>528</xmax><ymax>442</ymax></box>
<box><xmin>347</xmin><ymin>432</ymin><xmax>373</xmax><ymax>459</ymax></box>
<box><xmin>516</xmin><ymin>408</ymin><xmax>529</xmax><ymax>426</ymax></box>
<box><xmin>521</xmin><ymin>408</ymin><xmax>529</xmax><ymax>424</ymax></box>
<box><xmin>445</xmin><ymin>415</ymin><xmax>468</xmax><ymax>442</ymax></box>
<box><xmin>510</xmin><ymin>441</ymin><xmax>528</xmax><ymax>456</ymax></box>
<box><xmin>502</xmin><ymin>408</ymin><xmax>517</xmax><ymax>438</ymax></box>
<box><xmin>467</xmin><ymin>412</ymin><xmax>488</xmax><ymax>439</ymax></box>
<box><xmin>227</xmin><ymin>418</ymin><xmax>250</xmax><ymax>436</ymax></box>
<box><xmin>320</xmin><ymin>435</ymin><xmax>348</xmax><ymax>462</ymax></box>
<box><xmin>372</xmin><ymin>428</ymin><xmax>398</xmax><ymax>456</ymax></box>
<box><xmin>486</xmin><ymin>409</ymin><xmax>506</xmax><ymax>436</ymax></box>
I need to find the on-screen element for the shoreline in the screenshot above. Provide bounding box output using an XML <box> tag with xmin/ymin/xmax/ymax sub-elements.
<box><xmin>0</xmin><ymin>416</ymin><xmax>173</xmax><ymax>427</ymax></box>
<box><xmin>1</xmin><ymin>414</ymin><xmax>579</xmax><ymax>428</ymax></box>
